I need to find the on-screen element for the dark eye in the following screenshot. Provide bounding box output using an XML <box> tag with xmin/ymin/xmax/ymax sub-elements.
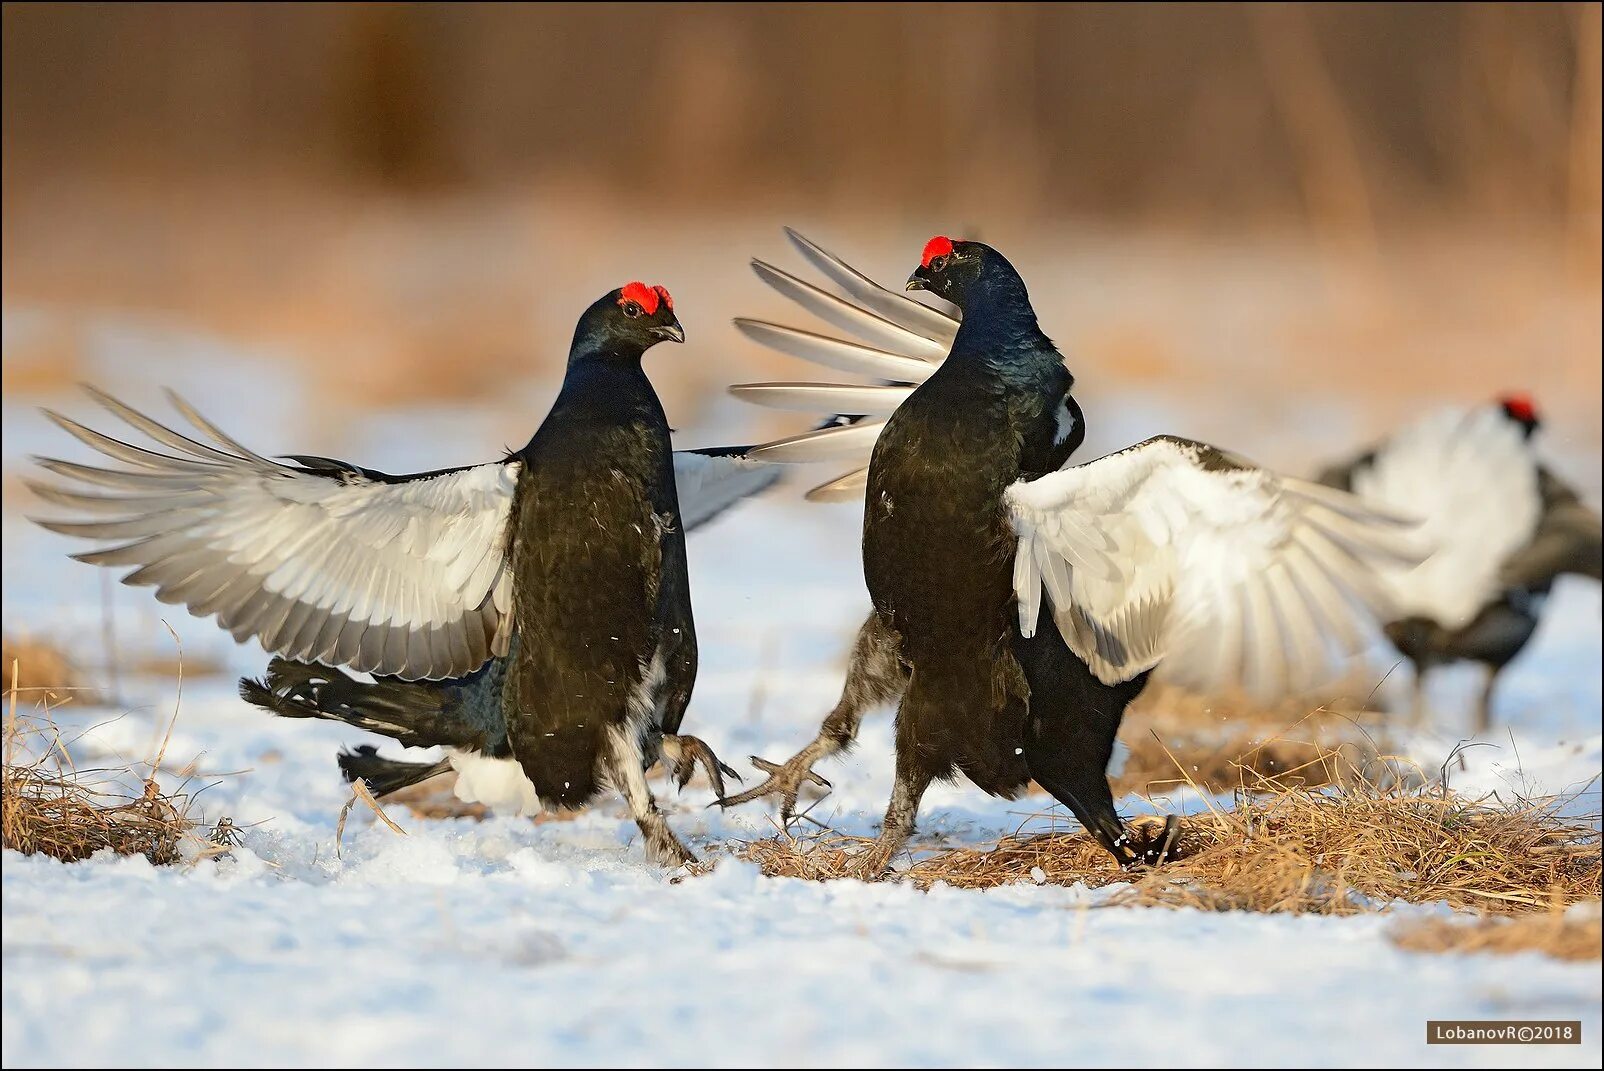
<box><xmin>622</xmin><ymin>301</ymin><xmax>643</xmax><ymax>318</ymax></box>
<box><xmin>929</xmin><ymin>255</ymin><xmax>949</xmax><ymax>271</ymax></box>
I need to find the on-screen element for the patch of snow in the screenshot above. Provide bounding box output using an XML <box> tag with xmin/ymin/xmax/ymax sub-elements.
<box><xmin>3</xmin><ymin>325</ymin><xmax>1599</xmax><ymax>1067</ymax></box>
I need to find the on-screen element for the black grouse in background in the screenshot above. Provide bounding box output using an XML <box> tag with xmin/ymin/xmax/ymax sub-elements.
<box><xmin>719</xmin><ymin>234</ymin><xmax>1422</xmax><ymax>872</ymax></box>
<box><xmin>28</xmin><ymin>283</ymin><xmax>779</xmax><ymax>866</ymax></box>
<box><xmin>1318</xmin><ymin>394</ymin><xmax>1602</xmax><ymax>733</ymax></box>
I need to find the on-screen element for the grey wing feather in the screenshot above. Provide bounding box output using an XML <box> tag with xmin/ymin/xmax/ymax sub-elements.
<box><xmin>28</xmin><ymin>389</ymin><xmax>518</xmax><ymax>681</ymax></box>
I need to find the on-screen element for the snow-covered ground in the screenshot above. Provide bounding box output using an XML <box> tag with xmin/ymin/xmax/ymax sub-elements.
<box><xmin>2</xmin><ymin>315</ymin><xmax>1600</xmax><ymax>1067</ymax></box>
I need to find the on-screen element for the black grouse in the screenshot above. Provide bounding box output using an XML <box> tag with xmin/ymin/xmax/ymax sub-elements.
<box><xmin>1317</xmin><ymin>394</ymin><xmax>1601</xmax><ymax>733</ymax></box>
<box><xmin>718</xmin><ymin>234</ymin><xmax>1421</xmax><ymax>871</ymax></box>
<box><xmin>28</xmin><ymin>283</ymin><xmax>779</xmax><ymax>866</ymax></box>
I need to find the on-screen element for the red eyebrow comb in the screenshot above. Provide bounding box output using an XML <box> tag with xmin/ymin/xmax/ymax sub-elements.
<box><xmin>1500</xmin><ymin>392</ymin><xmax>1538</xmax><ymax>422</ymax></box>
<box><xmin>921</xmin><ymin>236</ymin><xmax>955</xmax><ymax>268</ymax></box>
<box><xmin>618</xmin><ymin>281</ymin><xmax>661</xmax><ymax>315</ymax></box>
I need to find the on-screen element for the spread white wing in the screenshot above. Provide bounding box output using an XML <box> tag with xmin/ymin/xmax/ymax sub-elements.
<box><xmin>30</xmin><ymin>390</ymin><xmax>779</xmax><ymax>681</ymax></box>
<box><xmin>1006</xmin><ymin>436</ymin><xmax>1425</xmax><ymax>698</ymax></box>
<box><xmin>1351</xmin><ymin>405</ymin><xmax>1540</xmax><ymax>629</ymax></box>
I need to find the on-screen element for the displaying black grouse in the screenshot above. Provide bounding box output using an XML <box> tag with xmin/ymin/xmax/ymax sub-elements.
<box><xmin>28</xmin><ymin>283</ymin><xmax>780</xmax><ymax>866</ymax></box>
<box><xmin>1317</xmin><ymin>394</ymin><xmax>1602</xmax><ymax>733</ymax></box>
<box><xmin>718</xmin><ymin>234</ymin><xmax>1422</xmax><ymax>871</ymax></box>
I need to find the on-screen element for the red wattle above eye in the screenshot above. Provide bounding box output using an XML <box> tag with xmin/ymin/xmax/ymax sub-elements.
<box><xmin>618</xmin><ymin>281</ymin><xmax>661</xmax><ymax>315</ymax></box>
<box><xmin>921</xmin><ymin>236</ymin><xmax>955</xmax><ymax>268</ymax></box>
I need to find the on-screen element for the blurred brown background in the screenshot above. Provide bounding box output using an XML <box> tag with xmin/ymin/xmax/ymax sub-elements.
<box><xmin>2</xmin><ymin>3</ymin><xmax>1600</xmax><ymax>469</ymax></box>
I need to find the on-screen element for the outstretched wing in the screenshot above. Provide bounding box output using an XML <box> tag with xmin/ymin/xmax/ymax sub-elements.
<box><xmin>28</xmin><ymin>389</ymin><xmax>519</xmax><ymax>681</ymax></box>
<box><xmin>729</xmin><ymin>229</ymin><xmax>959</xmax><ymax>499</ymax></box>
<box><xmin>1006</xmin><ymin>436</ymin><xmax>1425</xmax><ymax>699</ymax></box>
<box><xmin>672</xmin><ymin>448</ymin><xmax>783</xmax><ymax>529</ymax></box>
<box><xmin>1349</xmin><ymin>405</ymin><xmax>1541</xmax><ymax>629</ymax></box>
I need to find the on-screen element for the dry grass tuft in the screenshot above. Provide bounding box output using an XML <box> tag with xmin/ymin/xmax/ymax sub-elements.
<box><xmin>3</xmin><ymin>755</ymin><xmax>195</xmax><ymax>865</ymax></box>
<box><xmin>736</xmin><ymin>756</ymin><xmax>1600</xmax><ymax>918</ymax></box>
<box><xmin>3</xmin><ymin>717</ymin><xmax>208</xmax><ymax>865</ymax></box>
<box><xmin>2</xmin><ymin>659</ymin><xmax>226</xmax><ymax>866</ymax></box>
<box><xmin>1390</xmin><ymin>905</ymin><xmax>1602</xmax><ymax>961</ymax></box>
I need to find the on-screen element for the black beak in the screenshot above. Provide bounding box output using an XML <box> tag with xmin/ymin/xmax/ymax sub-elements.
<box><xmin>652</xmin><ymin>321</ymin><xmax>686</xmax><ymax>344</ymax></box>
<box><xmin>905</xmin><ymin>273</ymin><xmax>929</xmax><ymax>293</ymax></box>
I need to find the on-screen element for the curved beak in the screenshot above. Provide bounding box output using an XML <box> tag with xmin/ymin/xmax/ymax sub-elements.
<box><xmin>905</xmin><ymin>272</ymin><xmax>929</xmax><ymax>293</ymax></box>
<box><xmin>652</xmin><ymin>321</ymin><xmax>686</xmax><ymax>344</ymax></box>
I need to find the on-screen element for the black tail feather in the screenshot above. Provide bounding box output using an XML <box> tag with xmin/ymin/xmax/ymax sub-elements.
<box><xmin>239</xmin><ymin>658</ymin><xmax>484</xmax><ymax>751</ymax></box>
<box><xmin>336</xmin><ymin>745</ymin><xmax>452</xmax><ymax>797</ymax></box>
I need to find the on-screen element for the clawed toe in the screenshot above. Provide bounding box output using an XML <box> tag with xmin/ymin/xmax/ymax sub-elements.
<box><xmin>1118</xmin><ymin>814</ymin><xmax>1184</xmax><ymax>870</ymax></box>
<box><xmin>661</xmin><ymin>735</ymin><xmax>742</xmax><ymax>798</ymax></box>
<box><xmin>714</xmin><ymin>754</ymin><xmax>833</xmax><ymax>822</ymax></box>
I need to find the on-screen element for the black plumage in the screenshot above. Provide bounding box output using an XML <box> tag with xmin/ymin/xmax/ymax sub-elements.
<box><xmin>719</xmin><ymin>234</ymin><xmax>1418</xmax><ymax>871</ymax></box>
<box><xmin>850</xmin><ymin>241</ymin><xmax>1162</xmax><ymax>868</ymax></box>
<box><xmin>33</xmin><ymin>284</ymin><xmax>773</xmax><ymax>866</ymax></box>
<box><xmin>501</xmin><ymin>295</ymin><xmax>701</xmax><ymax>822</ymax></box>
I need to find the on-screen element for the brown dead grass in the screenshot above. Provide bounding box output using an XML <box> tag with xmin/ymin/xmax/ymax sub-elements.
<box><xmin>125</xmin><ymin>649</ymin><xmax>229</xmax><ymax>681</ymax></box>
<box><xmin>1126</xmin><ymin>679</ymin><xmax>1384</xmax><ymax>734</ymax></box>
<box><xmin>2</xmin><ymin>654</ymin><xmax>227</xmax><ymax>865</ymax></box>
<box><xmin>1114</xmin><ymin>728</ymin><xmax>1372</xmax><ymax>798</ymax></box>
<box><xmin>1101</xmin><ymin>677</ymin><xmax>1398</xmax><ymax>798</ymax></box>
<box><xmin>2</xmin><ymin>710</ymin><xmax>209</xmax><ymax>865</ymax></box>
<box><xmin>1390</xmin><ymin>905</ymin><xmax>1602</xmax><ymax>961</ymax></box>
<box><xmin>736</xmin><ymin>755</ymin><xmax>1600</xmax><ymax>918</ymax></box>
<box><xmin>0</xmin><ymin>635</ymin><xmax>96</xmax><ymax>706</ymax></box>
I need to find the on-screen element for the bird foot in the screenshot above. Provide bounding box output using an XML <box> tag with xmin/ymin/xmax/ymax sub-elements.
<box><xmin>715</xmin><ymin>752</ymin><xmax>833</xmax><ymax>822</ymax></box>
<box><xmin>637</xmin><ymin>813</ymin><xmax>699</xmax><ymax>869</ymax></box>
<box><xmin>659</xmin><ymin>734</ymin><xmax>741</xmax><ymax>799</ymax></box>
<box><xmin>1119</xmin><ymin>814</ymin><xmax>1184</xmax><ymax>870</ymax></box>
<box><xmin>842</xmin><ymin>835</ymin><xmax>898</xmax><ymax>881</ymax></box>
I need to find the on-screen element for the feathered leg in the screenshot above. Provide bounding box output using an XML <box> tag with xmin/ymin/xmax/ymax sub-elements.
<box><xmin>1409</xmin><ymin>664</ymin><xmax>1430</xmax><ymax>731</ymax></box>
<box><xmin>1473</xmin><ymin>664</ymin><xmax>1499</xmax><ymax>737</ymax></box>
<box><xmin>846</xmin><ymin>746</ymin><xmax>932</xmax><ymax>879</ymax></box>
<box><xmin>604</xmin><ymin>726</ymin><xmax>695</xmax><ymax>867</ymax></box>
<box><xmin>719</xmin><ymin>612</ymin><xmax>906</xmax><ymax>820</ymax></box>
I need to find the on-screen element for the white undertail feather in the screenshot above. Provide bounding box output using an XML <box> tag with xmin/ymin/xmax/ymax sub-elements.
<box><xmin>1352</xmin><ymin>405</ymin><xmax>1541</xmax><ymax>630</ymax></box>
<box><xmin>732</xmin><ymin>320</ymin><xmax>938</xmax><ymax>384</ymax></box>
<box><xmin>446</xmin><ymin>749</ymin><xmax>541</xmax><ymax>815</ymax></box>
<box><xmin>730</xmin><ymin>231</ymin><xmax>961</xmax><ymax>496</ymax></box>
<box><xmin>803</xmin><ymin>467</ymin><xmax>871</xmax><ymax>503</ymax></box>
<box><xmin>779</xmin><ymin>227</ymin><xmax>960</xmax><ymax>344</ymax></box>
<box><xmin>727</xmin><ymin>382</ymin><xmax>913</xmax><ymax>417</ymax></box>
<box><xmin>745</xmin><ymin>420</ymin><xmax>889</xmax><ymax>464</ymax></box>
<box><xmin>748</xmin><ymin>258</ymin><xmax>951</xmax><ymax>361</ymax></box>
